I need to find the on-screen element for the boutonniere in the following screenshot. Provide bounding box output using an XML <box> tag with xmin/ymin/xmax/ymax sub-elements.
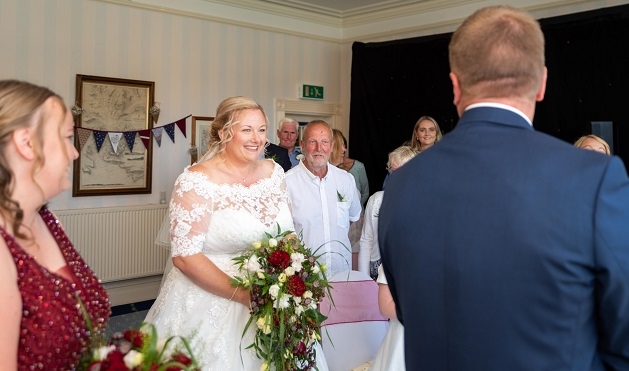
<box><xmin>266</xmin><ymin>153</ymin><xmax>278</xmax><ymax>162</ymax></box>
<box><xmin>296</xmin><ymin>152</ymin><xmax>304</xmax><ymax>161</ymax></box>
<box><xmin>337</xmin><ymin>190</ymin><xmax>347</xmax><ymax>202</ymax></box>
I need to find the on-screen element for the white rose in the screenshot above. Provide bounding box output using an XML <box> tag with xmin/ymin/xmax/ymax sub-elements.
<box><xmin>93</xmin><ymin>345</ymin><xmax>115</xmax><ymax>361</ymax></box>
<box><xmin>268</xmin><ymin>238</ymin><xmax>278</xmax><ymax>247</ymax></box>
<box><xmin>246</xmin><ymin>256</ymin><xmax>261</xmax><ymax>272</ymax></box>
<box><xmin>284</xmin><ymin>266</ymin><xmax>295</xmax><ymax>276</ymax></box>
<box><xmin>269</xmin><ymin>284</ymin><xmax>280</xmax><ymax>298</ymax></box>
<box><xmin>274</xmin><ymin>295</ymin><xmax>290</xmax><ymax>309</ymax></box>
<box><xmin>123</xmin><ymin>350</ymin><xmax>144</xmax><ymax>369</ymax></box>
<box><xmin>257</xmin><ymin>271</ymin><xmax>265</xmax><ymax>279</ymax></box>
<box><xmin>312</xmin><ymin>264</ymin><xmax>320</xmax><ymax>274</ymax></box>
<box><xmin>291</xmin><ymin>253</ymin><xmax>305</xmax><ymax>272</ymax></box>
<box><xmin>278</xmin><ymin>273</ymin><xmax>287</xmax><ymax>283</ymax></box>
<box><xmin>303</xmin><ymin>290</ymin><xmax>313</xmax><ymax>299</ymax></box>
<box><xmin>252</xmin><ymin>241</ymin><xmax>262</xmax><ymax>249</ymax></box>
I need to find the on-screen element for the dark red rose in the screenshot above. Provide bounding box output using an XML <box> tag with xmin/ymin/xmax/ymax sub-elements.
<box><xmin>287</xmin><ymin>275</ymin><xmax>306</xmax><ymax>296</ymax></box>
<box><xmin>268</xmin><ymin>250</ymin><xmax>291</xmax><ymax>269</ymax></box>
<box><xmin>124</xmin><ymin>329</ymin><xmax>145</xmax><ymax>348</ymax></box>
<box><xmin>171</xmin><ymin>352</ymin><xmax>193</xmax><ymax>366</ymax></box>
<box><xmin>102</xmin><ymin>350</ymin><xmax>127</xmax><ymax>371</ymax></box>
<box><xmin>294</xmin><ymin>340</ymin><xmax>307</xmax><ymax>355</ymax></box>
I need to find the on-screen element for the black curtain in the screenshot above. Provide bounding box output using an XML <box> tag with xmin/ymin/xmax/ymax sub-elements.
<box><xmin>349</xmin><ymin>4</ymin><xmax>629</xmax><ymax>195</ymax></box>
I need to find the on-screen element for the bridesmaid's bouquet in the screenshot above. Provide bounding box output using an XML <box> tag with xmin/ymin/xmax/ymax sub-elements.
<box><xmin>77</xmin><ymin>321</ymin><xmax>200</xmax><ymax>371</ymax></box>
<box><xmin>231</xmin><ymin>226</ymin><xmax>332</xmax><ymax>371</ymax></box>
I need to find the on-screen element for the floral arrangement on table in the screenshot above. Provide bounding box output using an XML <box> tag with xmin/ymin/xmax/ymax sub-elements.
<box><xmin>231</xmin><ymin>226</ymin><xmax>332</xmax><ymax>371</ymax></box>
<box><xmin>77</xmin><ymin>320</ymin><xmax>200</xmax><ymax>371</ymax></box>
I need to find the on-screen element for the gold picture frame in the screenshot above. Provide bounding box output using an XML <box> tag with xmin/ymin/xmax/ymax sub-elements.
<box><xmin>191</xmin><ymin>116</ymin><xmax>214</xmax><ymax>164</ymax></box>
<box><xmin>73</xmin><ymin>75</ymin><xmax>155</xmax><ymax>196</ymax></box>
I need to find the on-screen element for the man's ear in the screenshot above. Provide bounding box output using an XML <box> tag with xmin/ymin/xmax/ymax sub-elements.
<box><xmin>536</xmin><ymin>67</ymin><xmax>548</xmax><ymax>102</ymax></box>
<box><xmin>450</xmin><ymin>72</ymin><xmax>461</xmax><ymax>106</ymax></box>
<box><xmin>12</xmin><ymin>127</ymin><xmax>36</xmax><ymax>160</ymax></box>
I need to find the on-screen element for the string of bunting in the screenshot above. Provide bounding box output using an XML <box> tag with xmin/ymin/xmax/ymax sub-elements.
<box><xmin>74</xmin><ymin>114</ymin><xmax>192</xmax><ymax>153</ymax></box>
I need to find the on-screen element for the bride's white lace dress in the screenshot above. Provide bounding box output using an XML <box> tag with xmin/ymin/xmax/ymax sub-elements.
<box><xmin>146</xmin><ymin>163</ymin><xmax>328</xmax><ymax>370</ymax></box>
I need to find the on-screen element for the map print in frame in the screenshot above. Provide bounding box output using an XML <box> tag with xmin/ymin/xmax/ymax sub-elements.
<box><xmin>73</xmin><ymin>75</ymin><xmax>154</xmax><ymax>196</ymax></box>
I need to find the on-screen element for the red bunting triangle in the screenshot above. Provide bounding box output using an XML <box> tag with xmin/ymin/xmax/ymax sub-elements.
<box><xmin>138</xmin><ymin>129</ymin><xmax>151</xmax><ymax>150</ymax></box>
<box><xmin>176</xmin><ymin>117</ymin><xmax>187</xmax><ymax>138</ymax></box>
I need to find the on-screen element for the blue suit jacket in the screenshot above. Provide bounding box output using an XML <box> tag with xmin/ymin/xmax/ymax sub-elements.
<box><xmin>379</xmin><ymin>107</ymin><xmax>629</xmax><ymax>370</ymax></box>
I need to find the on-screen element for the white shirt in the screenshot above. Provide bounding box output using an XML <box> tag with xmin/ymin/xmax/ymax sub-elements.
<box><xmin>358</xmin><ymin>191</ymin><xmax>383</xmax><ymax>274</ymax></box>
<box><xmin>285</xmin><ymin>161</ymin><xmax>361</xmax><ymax>277</ymax></box>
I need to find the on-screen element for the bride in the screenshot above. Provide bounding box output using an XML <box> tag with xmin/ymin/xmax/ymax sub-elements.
<box><xmin>145</xmin><ymin>96</ymin><xmax>328</xmax><ymax>370</ymax></box>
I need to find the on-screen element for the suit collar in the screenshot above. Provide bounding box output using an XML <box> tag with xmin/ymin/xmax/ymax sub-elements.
<box><xmin>457</xmin><ymin>106</ymin><xmax>534</xmax><ymax>131</ymax></box>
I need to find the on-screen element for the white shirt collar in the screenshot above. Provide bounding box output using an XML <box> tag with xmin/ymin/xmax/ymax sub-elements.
<box><xmin>465</xmin><ymin>102</ymin><xmax>532</xmax><ymax>126</ymax></box>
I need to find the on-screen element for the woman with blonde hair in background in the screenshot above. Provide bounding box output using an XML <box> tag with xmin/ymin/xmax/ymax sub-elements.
<box><xmin>574</xmin><ymin>134</ymin><xmax>610</xmax><ymax>155</ymax></box>
<box><xmin>404</xmin><ymin>116</ymin><xmax>443</xmax><ymax>152</ymax></box>
<box><xmin>0</xmin><ymin>80</ymin><xmax>110</xmax><ymax>370</ymax></box>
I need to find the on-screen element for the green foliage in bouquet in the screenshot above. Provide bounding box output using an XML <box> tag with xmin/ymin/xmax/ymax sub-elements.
<box><xmin>231</xmin><ymin>225</ymin><xmax>333</xmax><ymax>371</ymax></box>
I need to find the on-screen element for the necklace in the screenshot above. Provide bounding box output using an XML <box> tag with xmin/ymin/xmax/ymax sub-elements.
<box><xmin>223</xmin><ymin>160</ymin><xmax>253</xmax><ymax>184</ymax></box>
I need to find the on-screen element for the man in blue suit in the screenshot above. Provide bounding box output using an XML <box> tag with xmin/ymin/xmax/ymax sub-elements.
<box><xmin>379</xmin><ymin>5</ymin><xmax>629</xmax><ymax>370</ymax></box>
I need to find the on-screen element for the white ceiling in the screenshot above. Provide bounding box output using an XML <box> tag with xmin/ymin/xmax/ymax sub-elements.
<box><xmin>109</xmin><ymin>0</ymin><xmax>629</xmax><ymax>41</ymax></box>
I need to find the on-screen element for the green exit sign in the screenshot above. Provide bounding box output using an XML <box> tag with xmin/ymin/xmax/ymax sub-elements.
<box><xmin>300</xmin><ymin>84</ymin><xmax>324</xmax><ymax>100</ymax></box>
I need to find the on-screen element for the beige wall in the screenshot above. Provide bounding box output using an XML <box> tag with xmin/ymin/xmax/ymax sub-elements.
<box><xmin>0</xmin><ymin>0</ymin><xmax>344</xmax><ymax>210</ymax></box>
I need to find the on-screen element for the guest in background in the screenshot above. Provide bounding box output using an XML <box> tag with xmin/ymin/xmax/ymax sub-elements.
<box><xmin>277</xmin><ymin>117</ymin><xmax>302</xmax><ymax>168</ymax></box>
<box><xmin>574</xmin><ymin>134</ymin><xmax>610</xmax><ymax>155</ymax></box>
<box><xmin>285</xmin><ymin>120</ymin><xmax>361</xmax><ymax>278</ymax></box>
<box><xmin>403</xmin><ymin>116</ymin><xmax>442</xmax><ymax>152</ymax></box>
<box><xmin>380</xmin><ymin>6</ymin><xmax>629</xmax><ymax>370</ymax></box>
<box><xmin>0</xmin><ymin>80</ymin><xmax>110</xmax><ymax>370</ymax></box>
<box><xmin>331</xmin><ymin>129</ymin><xmax>369</xmax><ymax>207</ymax></box>
<box><xmin>265</xmin><ymin>141</ymin><xmax>292</xmax><ymax>171</ymax></box>
<box><xmin>358</xmin><ymin>146</ymin><xmax>416</xmax><ymax>279</ymax></box>
<box><xmin>367</xmin><ymin>264</ymin><xmax>405</xmax><ymax>371</ymax></box>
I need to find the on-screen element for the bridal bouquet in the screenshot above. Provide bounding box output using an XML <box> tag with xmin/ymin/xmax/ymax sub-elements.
<box><xmin>231</xmin><ymin>226</ymin><xmax>332</xmax><ymax>371</ymax></box>
<box><xmin>78</xmin><ymin>322</ymin><xmax>200</xmax><ymax>371</ymax></box>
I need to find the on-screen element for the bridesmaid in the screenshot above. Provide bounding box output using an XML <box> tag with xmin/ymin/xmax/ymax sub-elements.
<box><xmin>0</xmin><ymin>80</ymin><xmax>110</xmax><ymax>370</ymax></box>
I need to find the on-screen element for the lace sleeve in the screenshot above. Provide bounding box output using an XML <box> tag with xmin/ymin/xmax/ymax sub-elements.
<box><xmin>169</xmin><ymin>170</ymin><xmax>214</xmax><ymax>257</ymax></box>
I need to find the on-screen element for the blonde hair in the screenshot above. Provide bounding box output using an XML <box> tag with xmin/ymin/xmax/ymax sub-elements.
<box><xmin>330</xmin><ymin>129</ymin><xmax>346</xmax><ymax>166</ymax></box>
<box><xmin>387</xmin><ymin>145</ymin><xmax>417</xmax><ymax>170</ymax></box>
<box><xmin>409</xmin><ymin>116</ymin><xmax>442</xmax><ymax>151</ymax></box>
<box><xmin>449</xmin><ymin>6</ymin><xmax>545</xmax><ymax>101</ymax></box>
<box><xmin>0</xmin><ymin>79</ymin><xmax>66</xmax><ymax>238</ymax></box>
<box><xmin>201</xmin><ymin>96</ymin><xmax>268</xmax><ymax>161</ymax></box>
<box><xmin>574</xmin><ymin>134</ymin><xmax>611</xmax><ymax>155</ymax></box>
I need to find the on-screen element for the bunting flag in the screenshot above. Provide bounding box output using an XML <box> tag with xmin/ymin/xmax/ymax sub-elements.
<box><xmin>138</xmin><ymin>130</ymin><xmax>151</xmax><ymax>150</ymax></box>
<box><xmin>94</xmin><ymin>131</ymin><xmax>107</xmax><ymax>152</ymax></box>
<box><xmin>175</xmin><ymin>117</ymin><xmax>187</xmax><ymax>138</ymax></box>
<box><xmin>76</xmin><ymin>127</ymin><xmax>91</xmax><ymax>150</ymax></box>
<box><xmin>72</xmin><ymin>114</ymin><xmax>192</xmax><ymax>152</ymax></box>
<box><xmin>124</xmin><ymin>132</ymin><xmax>137</xmax><ymax>153</ymax></box>
<box><xmin>164</xmin><ymin>123</ymin><xmax>176</xmax><ymax>143</ymax></box>
<box><xmin>152</xmin><ymin>127</ymin><xmax>163</xmax><ymax>147</ymax></box>
<box><xmin>108</xmin><ymin>133</ymin><xmax>122</xmax><ymax>154</ymax></box>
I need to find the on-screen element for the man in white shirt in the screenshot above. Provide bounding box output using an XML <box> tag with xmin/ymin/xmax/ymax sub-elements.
<box><xmin>285</xmin><ymin>120</ymin><xmax>361</xmax><ymax>278</ymax></box>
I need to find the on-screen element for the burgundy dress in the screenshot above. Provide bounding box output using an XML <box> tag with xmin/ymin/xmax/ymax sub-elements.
<box><xmin>1</xmin><ymin>208</ymin><xmax>111</xmax><ymax>370</ymax></box>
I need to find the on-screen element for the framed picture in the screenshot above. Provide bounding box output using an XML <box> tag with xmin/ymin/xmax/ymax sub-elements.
<box><xmin>73</xmin><ymin>75</ymin><xmax>155</xmax><ymax>196</ymax></box>
<box><xmin>191</xmin><ymin>116</ymin><xmax>214</xmax><ymax>164</ymax></box>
